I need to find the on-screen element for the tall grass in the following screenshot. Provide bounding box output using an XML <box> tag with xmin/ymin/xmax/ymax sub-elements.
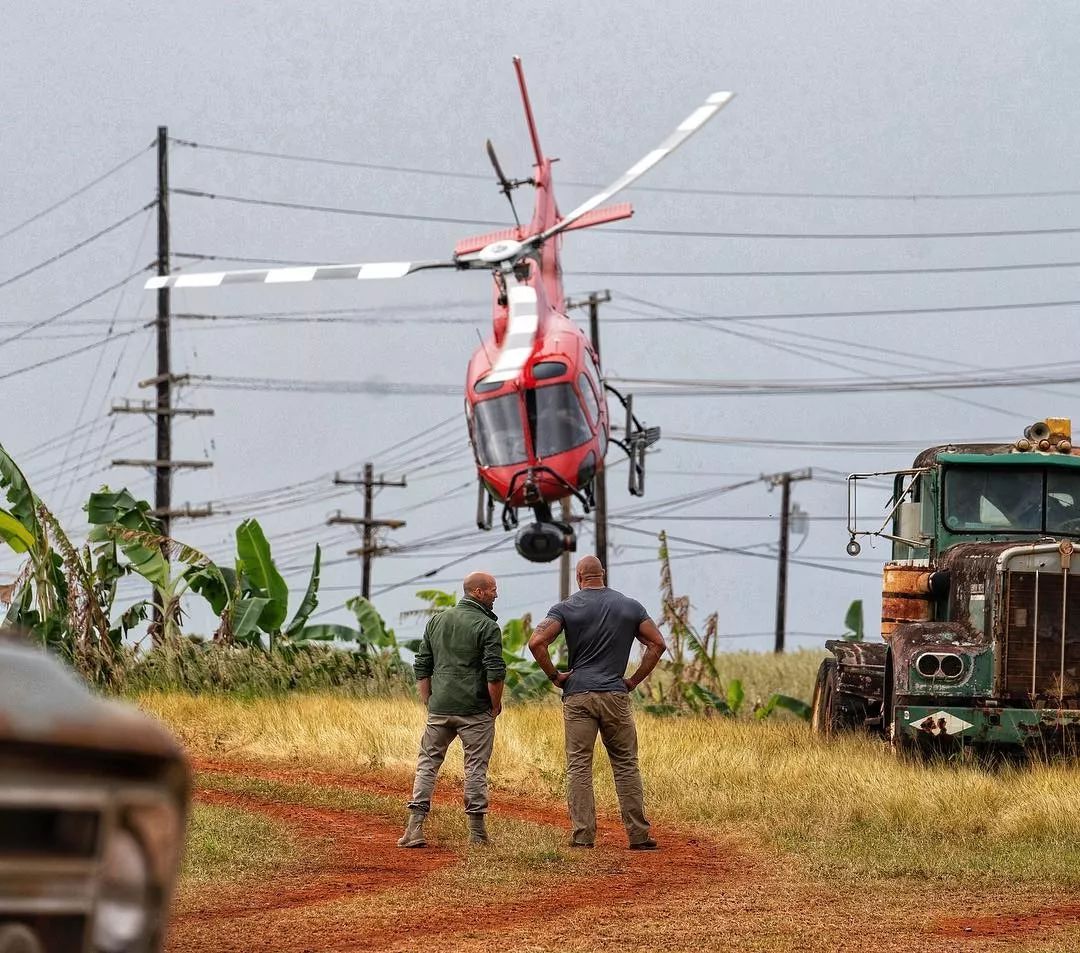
<box><xmin>110</xmin><ymin>639</ymin><xmax>410</xmax><ymax>697</ymax></box>
<box><xmin>143</xmin><ymin>691</ymin><xmax>1080</xmax><ymax>884</ymax></box>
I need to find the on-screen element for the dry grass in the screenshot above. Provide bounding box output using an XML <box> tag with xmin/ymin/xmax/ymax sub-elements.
<box><xmin>142</xmin><ymin>689</ymin><xmax>1080</xmax><ymax>884</ymax></box>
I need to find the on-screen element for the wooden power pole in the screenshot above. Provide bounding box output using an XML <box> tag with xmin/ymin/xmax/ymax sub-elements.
<box><xmin>566</xmin><ymin>290</ymin><xmax>611</xmax><ymax>580</ymax></box>
<box><xmin>331</xmin><ymin>464</ymin><xmax>407</xmax><ymax>599</ymax></box>
<box><xmin>111</xmin><ymin>127</ymin><xmax>214</xmax><ymax>635</ymax></box>
<box><xmin>763</xmin><ymin>468</ymin><xmax>813</xmax><ymax>654</ymax></box>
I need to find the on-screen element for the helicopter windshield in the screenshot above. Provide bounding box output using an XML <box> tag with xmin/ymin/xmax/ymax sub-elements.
<box><xmin>529</xmin><ymin>383</ymin><xmax>592</xmax><ymax>458</ymax></box>
<box><xmin>473</xmin><ymin>393</ymin><xmax>528</xmax><ymax>467</ymax></box>
<box><xmin>944</xmin><ymin>466</ymin><xmax>1080</xmax><ymax>535</ymax></box>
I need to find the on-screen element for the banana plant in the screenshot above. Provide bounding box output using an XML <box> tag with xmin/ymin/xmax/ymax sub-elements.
<box><xmin>188</xmin><ymin>519</ymin><xmax>322</xmax><ymax>648</ymax></box>
<box><xmin>87</xmin><ymin>489</ymin><xmax>230</xmax><ymax>645</ymax></box>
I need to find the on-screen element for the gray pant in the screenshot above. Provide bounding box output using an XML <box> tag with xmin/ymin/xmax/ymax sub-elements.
<box><xmin>407</xmin><ymin>710</ymin><xmax>496</xmax><ymax>815</ymax></box>
<box><xmin>563</xmin><ymin>691</ymin><xmax>651</xmax><ymax>846</ymax></box>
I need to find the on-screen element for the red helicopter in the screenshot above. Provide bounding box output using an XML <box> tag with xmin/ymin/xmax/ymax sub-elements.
<box><xmin>147</xmin><ymin>59</ymin><xmax>733</xmax><ymax>562</ymax></box>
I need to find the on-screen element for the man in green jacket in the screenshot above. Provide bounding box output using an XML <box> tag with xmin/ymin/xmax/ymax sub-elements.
<box><xmin>398</xmin><ymin>571</ymin><xmax>506</xmax><ymax>848</ymax></box>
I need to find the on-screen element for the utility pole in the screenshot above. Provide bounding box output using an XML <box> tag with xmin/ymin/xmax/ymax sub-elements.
<box><xmin>763</xmin><ymin>468</ymin><xmax>813</xmax><ymax>654</ymax></box>
<box><xmin>558</xmin><ymin>496</ymin><xmax>571</xmax><ymax>600</ymax></box>
<box><xmin>113</xmin><ymin>129</ymin><xmax>214</xmax><ymax>533</ymax></box>
<box><xmin>566</xmin><ymin>289</ymin><xmax>611</xmax><ymax>579</ymax></box>
<box><xmin>331</xmin><ymin>464</ymin><xmax>407</xmax><ymax>599</ymax></box>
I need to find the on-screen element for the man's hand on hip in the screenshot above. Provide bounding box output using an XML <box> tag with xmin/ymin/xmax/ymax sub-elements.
<box><xmin>552</xmin><ymin>669</ymin><xmax>573</xmax><ymax>689</ymax></box>
<box><xmin>622</xmin><ymin>678</ymin><xmax>637</xmax><ymax>693</ymax></box>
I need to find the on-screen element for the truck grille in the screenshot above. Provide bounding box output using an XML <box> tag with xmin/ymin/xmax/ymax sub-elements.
<box><xmin>1003</xmin><ymin>570</ymin><xmax>1080</xmax><ymax>699</ymax></box>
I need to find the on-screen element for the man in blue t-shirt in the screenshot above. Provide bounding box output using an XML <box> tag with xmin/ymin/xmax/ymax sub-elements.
<box><xmin>528</xmin><ymin>555</ymin><xmax>667</xmax><ymax>849</ymax></box>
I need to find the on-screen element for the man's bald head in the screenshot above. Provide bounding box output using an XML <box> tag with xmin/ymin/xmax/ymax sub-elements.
<box><xmin>576</xmin><ymin>555</ymin><xmax>606</xmax><ymax>589</ymax></box>
<box><xmin>463</xmin><ymin>571</ymin><xmax>498</xmax><ymax>610</ymax></box>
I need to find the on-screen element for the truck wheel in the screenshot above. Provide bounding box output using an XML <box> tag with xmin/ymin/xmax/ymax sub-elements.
<box><xmin>811</xmin><ymin>659</ymin><xmax>837</xmax><ymax>736</ymax></box>
<box><xmin>812</xmin><ymin>658</ymin><xmax>867</xmax><ymax>736</ymax></box>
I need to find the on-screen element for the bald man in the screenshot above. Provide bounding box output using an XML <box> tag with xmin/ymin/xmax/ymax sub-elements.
<box><xmin>528</xmin><ymin>556</ymin><xmax>667</xmax><ymax>849</ymax></box>
<box><xmin>398</xmin><ymin>571</ymin><xmax>506</xmax><ymax>848</ymax></box>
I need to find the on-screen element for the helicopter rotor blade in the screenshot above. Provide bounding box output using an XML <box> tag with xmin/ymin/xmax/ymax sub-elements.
<box><xmin>480</xmin><ymin>283</ymin><xmax>538</xmax><ymax>384</ymax></box>
<box><xmin>485</xmin><ymin>139</ymin><xmax>513</xmax><ymax>193</ymax></box>
<box><xmin>534</xmin><ymin>91</ymin><xmax>734</xmax><ymax>245</ymax></box>
<box><xmin>145</xmin><ymin>259</ymin><xmax>458</xmax><ymax>290</ymax></box>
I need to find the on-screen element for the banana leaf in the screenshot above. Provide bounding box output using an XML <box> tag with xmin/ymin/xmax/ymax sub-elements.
<box><xmin>0</xmin><ymin>444</ymin><xmax>41</xmax><ymax>539</ymax></box>
<box><xmin>185</xmin><ymin>564</ymin><xmax>236</xmax><ymax>616</ymax></box>
<box><xmin>235</xmin><ymin>519</ymin><xmax>288</xmax><ymax>633</ymax></box>
<box><xmin>0</xmin><ymin>507</ymin><xmax>34</xmax><ymax>552</ymax></box>
<box><xmin>295</xmin><ymin>623</ymin><xmax>365</xmax><ymax>646</ymax></box>
<box><xmin>283</xmin><ymin>545</ymin><xmax>321</xmax><ymax>637</ymax></box>
<box><xmin>346</xmin><ymin>596</ymin><xmax>395</xmax><ymax>647</ymax></box>
<box><xmin>230</xmin><ymin>596</ymin><xmax>269</xmax><ymax>646</ymax></box>
<box><xmin>86</xmin><ymin>491</ymin><xmax>170</xmax><ymax>589</ymax></box>
<box><xmin>756</xmin><ymin>693</ymin><xmax>812</xmax><ymax>722</ymax></box>
<box><xmin>843</xmin><ymin>599</ymin><xmax>865</xmax><ymax>642</ymax></box>
<box><xmin>725</xmin><ymin>678</ymin><xmax>746</xmax><ymax>715</ymax></box>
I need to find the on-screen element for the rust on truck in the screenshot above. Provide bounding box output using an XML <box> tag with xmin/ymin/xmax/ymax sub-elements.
<box><xmin>816</xmin><ymin>418</ymin><xmax>1080</xmax><ymax>754</ymax></box>
<box><xmin>0</xmin><ymin>637</ymin><xmax>189</xmax><ymax>953</ymax></box>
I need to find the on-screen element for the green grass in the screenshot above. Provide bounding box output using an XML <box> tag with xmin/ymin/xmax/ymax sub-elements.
<box><xmin>181</xmin><ymin>801</ymin><xmax>309</xmax><ymax>887</ymax></box>
<box><xmin>197</xmin><ymin>772</ymin><xmax>592</xmax><ymax>889</ymax></box>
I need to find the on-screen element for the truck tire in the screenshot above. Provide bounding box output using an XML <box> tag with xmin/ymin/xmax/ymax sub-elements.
<box><xmin>812</xmin><ymin>657</ymin><xmax>867</xmax><ymax>737</ymax></box>
<box><xmin>811</xmin><ymin>659</ymin><xmax>837</xmax><ymax>736</ymax></box>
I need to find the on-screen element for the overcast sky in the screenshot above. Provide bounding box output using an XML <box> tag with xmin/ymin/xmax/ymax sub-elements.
<box><xmin>4</xmin><ymin>2</ymin><xmax>1080</xmax><ymax>658</ymax></box>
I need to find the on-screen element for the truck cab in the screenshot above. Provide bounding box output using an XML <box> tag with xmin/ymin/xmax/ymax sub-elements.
<box><xmin>814</xmin><ymin>417</ymin><xmax>1080</xmax><ymax>753</ymax></box>
<box><xmin>0</xmin><ymin>638</ymin><xmax>189</xmax><ymax>953</ymax></box>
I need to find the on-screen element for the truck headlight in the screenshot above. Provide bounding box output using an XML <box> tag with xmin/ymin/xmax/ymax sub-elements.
<box><xmin>93</xmin><ymin>826</ymin><xmax>151</xmax><ymax>953</ymax></box>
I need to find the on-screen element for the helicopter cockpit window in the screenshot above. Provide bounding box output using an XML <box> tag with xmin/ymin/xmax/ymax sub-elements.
<box><xmin>532</xmin><ymin>383</ymin><xmax>592</xmax><ymax>458</ymax></box>
<box><xmin>474</xmin><ymin>378</ymin><xmax>504</xmax><ymax>394</ymax></box>
<box><xmin>579</xmin><ymin>373</ymin><xmax>600</xmax><ymax>426</ymax></box>
<box><xmin>473</xmin><ymin>394</ymin><xmax>528</xmax><ymax>467</ymax></box>
<box><xmin>532</xmin><ymin>361</ymin><xmax>567</xmax><ymax>380</ymax></box>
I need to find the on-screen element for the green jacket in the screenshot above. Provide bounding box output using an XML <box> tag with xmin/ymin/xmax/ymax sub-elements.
<box><xmin>413</xmin><ymin>598</ymin><xmax>506</xmax><ymax>715</ymax></box>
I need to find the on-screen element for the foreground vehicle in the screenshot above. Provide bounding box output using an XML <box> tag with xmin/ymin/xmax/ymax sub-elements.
<box><xmin>814</xmin><ymin>417</ymin><xmax>1080</xmax><ymax>755</ymax></box>
<box><xmin>0</xmin><ymin>638</ymin><xmax>189</xmax><ymax>953</ymax></box>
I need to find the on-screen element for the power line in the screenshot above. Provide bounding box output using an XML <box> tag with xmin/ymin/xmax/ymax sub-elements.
<box><xmin>0</xmin><ymin>270</ymin><xmax>147</xmax><ymax>347</ymax></box>
<box><xmin>0</xmin><ymin>205</ymin><xmax>154</xmax><ymax>291</ymax></box>
<box><xmin>172</xmin><ymin>186</ymin><xmax>504</xmax><ymax>229</ymax></box>
<box><xmin>187</xmin><ymin>374</ymin><xmax>461</xmax><ymax>396</ymax></box>
<box><xmin>570</xmin><ymin>259</ymin><xmax>1080</xmax><ymax>279</ymax></box>
<box><xmin>0</xmin><ymin>143</ymin><xmax>152</xmax><ymax>243</ymax></box>
<box><xmin>0</xmin><ymin>325</ymin><xmax>144</xmax><ymax>383</ymax></box>
<box><xmin>170</xmin><ymin>137</ymin><xmax>1080</xmax><ymax>202</ymax></box>
<box><xmin>608</xmin><ymin>523</ymin><xmax>880</xmax><ymax>578</ymax></box>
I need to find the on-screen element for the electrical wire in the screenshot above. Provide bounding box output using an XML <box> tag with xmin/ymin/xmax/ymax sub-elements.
<box><xmin>0</xmin><ymin>270</ymin><xmax>147</xmax><ymax>347</ymax></box>
<box><xmin>170</xmin><ymin>137</ymin><xmax>1080</xmax><ymax>202</ymax></box>
<box><xmin>0</xmin><ymin>144</ymin><xmax>152</xmax><ymax>243</ymax></box>
<box><xmin>570</xmin><ymin>260</ymin><xmax>1080</xmax><ymax>279</ymax></box>
<box><xmin>0</xmin><ymin>204</ymin><xmax>154</xmax><ymax>291</ymax></box>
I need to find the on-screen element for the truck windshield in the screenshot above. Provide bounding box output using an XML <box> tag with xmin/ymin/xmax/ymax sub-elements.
<box><xmin>944</xmin><ymin>466</ymin><xmax>1080</xmax><ymax>534</ymax></box>
<box><xmin>473</xmin><ymin>393</ymin><xmax>527</xmax><ymax>467</ymax></box>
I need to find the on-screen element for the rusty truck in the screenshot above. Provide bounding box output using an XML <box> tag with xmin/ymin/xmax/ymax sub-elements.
<box><xmin>812</xmin><ymin>417</ymin><xmax>1080</xmax><ymax>754</ymax></box>
<box><xmin>0</xmin><ymin>637</ymin><xmax>189</xmax><ymax>953</ymax></box>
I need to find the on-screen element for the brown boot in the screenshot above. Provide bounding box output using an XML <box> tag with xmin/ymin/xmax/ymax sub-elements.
<box><xmin>467</xmin><ymin>813</ymin><xmax>489</xmax><ymax>845</ymax></box>
<box><xmin>397</xmin><ymin>811</ymin><xmax>427</xmax><ymax>848</ymax></box>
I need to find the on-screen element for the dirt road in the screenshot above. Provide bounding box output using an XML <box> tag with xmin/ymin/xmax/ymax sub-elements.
<box><xmin>169</xmin><ymin>757</ymin><xmax>1080</xmax><ymax>953</ymax></box>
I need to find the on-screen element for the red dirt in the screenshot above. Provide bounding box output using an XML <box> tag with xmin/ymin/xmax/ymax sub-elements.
<box><xmin>936</xmin><ymin>905</ymin><xmax>1080</xmax><ymax>941</ymax></box>
<box><xmin>171</xmin><ymin>756</ymin><xmax>1080</xmax><ymax>953</ymax></box>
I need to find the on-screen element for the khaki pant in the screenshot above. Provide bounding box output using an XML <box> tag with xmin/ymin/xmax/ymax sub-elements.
<box><xmin>407</xmin><ymin>710</ymin><xmax>496</xmax><ymax>815</ymax></box>
<box><xmin>563</xmin><ymin>691</ymin><xmax>651</xmax><ymax>846</ymax></box>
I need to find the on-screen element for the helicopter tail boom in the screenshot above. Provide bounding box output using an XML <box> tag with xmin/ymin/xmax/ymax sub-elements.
<box><xmin>513</xmin><ymin>55</ymin><xmax>545</xmax><ymax>167</ymax></box>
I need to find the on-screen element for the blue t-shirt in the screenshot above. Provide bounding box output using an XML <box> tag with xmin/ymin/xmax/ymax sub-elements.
<box><xmin>545</xmin><ymin>587</ymin><xmax>650</xmax><ymax>695</ymax></box>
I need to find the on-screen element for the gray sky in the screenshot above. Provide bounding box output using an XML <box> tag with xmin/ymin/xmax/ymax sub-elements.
<box><xmin>4</xmin><ymin>2</ymin><xmax>1080</xmax><ymax>654</ymax></box>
